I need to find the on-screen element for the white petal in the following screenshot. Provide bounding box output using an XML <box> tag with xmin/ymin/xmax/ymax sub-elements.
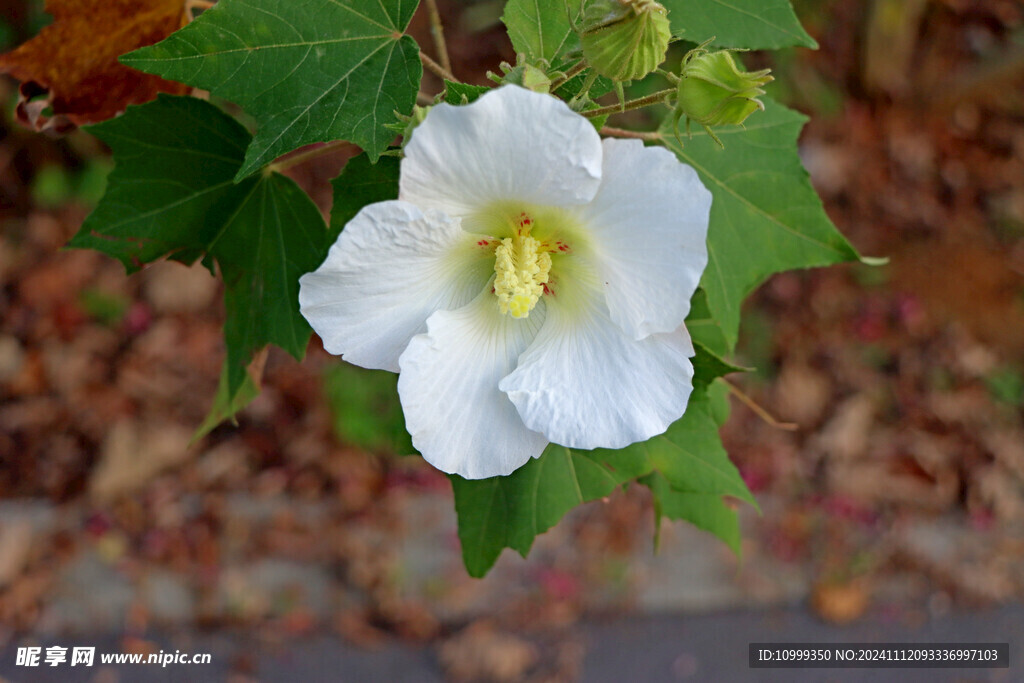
<box><xmin>576</xmin><ymin>138</ymin><xmax>711</xmax><ymax>339</ymax></box>
<box><xmin>298</xmin><ymin>201</ymin><xmax>492</xmax><ymax>372</ymax></box>
<box><xmin>400</xmin><ymin>86</ymin><xmax>603</xmax><ymax>219</ymax></box>
<box><xmin>398</xmin><ymin>291</ymin><xmax>548</xmax><ymax>479</ymax></box>
<box><xmin>499</xmin><ymin>280</ymin><xmax>695</xmax><ymax>450</ymax></box>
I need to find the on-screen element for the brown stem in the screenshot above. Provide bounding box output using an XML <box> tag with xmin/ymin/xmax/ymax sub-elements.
<box><xmin>600</xmin><ymin>126</ymin><xmax>663</xmax><ymax>141</ymax></box>
<box><xmin>267</xmin><ymin>140</ymin><xmax>354</xmax><ymax>174</ymax></box>
<box><xmin>420</xmin><ymin>51</ymin><xmax>458</xmax><ymax>84</ymax></box>
<box><xmin>720</xmin><ymin>379</ymin><xmax>799</xmax><ymax>431</ymax></box>
<box><xmin>424</xmin><ymin>0</ymin><xmax>454</xmax><ymax>78</ymax></box>
<box><xmin>185</xmin><ymin>0</ymin><xmax>215</xmax><ymax>21</ymax></box>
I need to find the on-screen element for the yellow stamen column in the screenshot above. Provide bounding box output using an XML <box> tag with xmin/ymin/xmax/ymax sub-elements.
<box><xmin>493</xmin><ymin>232</ymin><xmax>551</xmax><ymax>318</ymax></box>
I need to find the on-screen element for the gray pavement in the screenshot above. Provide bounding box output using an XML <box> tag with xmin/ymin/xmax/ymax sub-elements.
<box><xmin>1</xmin><ymin>605</ymin><xmax>1019</xmax><ymax>682</ymax></box>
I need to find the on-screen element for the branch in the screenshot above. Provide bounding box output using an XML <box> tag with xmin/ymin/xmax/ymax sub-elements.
<box><xmin>582</xmin><ymin>88</ymin><xmax>675</xmax><ymax>119</ymax></box>
<box><xmin>267</xmin><ymin>141</ymin><xmax>354</xmax><ymax>174</ymax></box>
<box><xmin>185</xmin><ymin>0</ymin><xmax>214</xmax><ymax>21</ymax></box>
<box><xmin>424</xmin><ymin>0</ymin><xmax>453</xmax><ymax>78</ymax></box>
<box><xmin>720</xmin><ymin>379</ymin><xmax>798</xmax><ymax>431</ymax></box>
<box><xmin>550</xmin><ymin>61</ymin><xmax>588</xmax><ymax>91</ymax></box>
<box><xmin>420</xmin><ymin>51</ymin><xmax>458</xmax><ymax>84</ymax></box>
<box><xmin>600</xmin><ymin>126</ymin><xmax>662</xmax><ymax>142</ymax></box>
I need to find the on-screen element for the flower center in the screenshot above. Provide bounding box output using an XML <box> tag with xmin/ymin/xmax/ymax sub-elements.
<box><xmin>493</xmin><ymin>214</ymin><xmax>551</xmax><ymax>319</ymax></box>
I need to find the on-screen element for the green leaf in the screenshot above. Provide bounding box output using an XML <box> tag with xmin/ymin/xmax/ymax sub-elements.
<box><xmin>663</xmin><ymin>99</ymin><xmax>861</xmax><ymax>351</ymax></box>
<box><xmin>193</xmin><ymin>361</ymin><xmax>261</xmax><ymax>443</ymax></box>
<box><xmin>329</xmin><ymin>153</ymin><xmax>400</xmax><ymax>241</ymax></box>
<box><xmin>686</xmin><ymin>288</ymin><xmax>730</xmax><ymax>357</ymax></box>
<box><xmin>444</xmin><ymin>80</ymin><xmax>490</xmax><ymax>105</ymax></box>
<box><xmin>692</xmin><ymin>340</ymin><xmax>746</xmax><ymax>390</ymax></box>
<box><xmin>451</xmin><ymin>444</ymin><xmax>651</xmax><ymax>577</ymax></box>
<box><xmin>451</xmin><ymin>345</ymin><xmax>752</xmax><ymax>576</ymax></box>
<box><xmin>323</xmin><ymin>362</ymin><xmax>413</xmax><ymax>454</ymax></box>
<box><xmin>217</xmin><ymin>175</ymin><xmax>327</xmax><ymax>390</ymax></box>
<box><xmin>122</xmin><ymin>0</ymin><xmax>422</xmax><ymax>179</ymax></box>
<box><xmin>69</xmin><ymin>95</ymin><xmax>329</xmax><ymax>399</ymax></box>
<box><xmin>641</xmin><ymin>394</ymin><xmax>756</xmax><ymax>507</ymax></box>
<box><xmin>644</xmin><ymin>471</ymin><xmax>741</xmax><ymax>556</ymax></box>
<box><xmin>661</xmin><ymin>0</ymin><xmax>817</xmax><ymax>49</ymax></box>
<box><xmin>706</xmin><ymin>378</ymin><xmax>732</xmax><ymax>427</ymax></box>
<box><xmin>502</xmin><ymin>0</ymin><xmax>578</xmax><ymax>63</ymax></box>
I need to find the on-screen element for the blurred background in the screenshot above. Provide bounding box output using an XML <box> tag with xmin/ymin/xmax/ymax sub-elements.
<box><xmin>0</xmin><ymin>0</ymin><xmax>1022</xmax><ymax>680</ymax></box>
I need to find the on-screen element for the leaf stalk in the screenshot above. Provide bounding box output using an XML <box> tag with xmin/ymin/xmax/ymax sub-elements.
<box><xmin>582</xmin><ymin>87</ymin><xmax>676</xmax><ymax>119</ymax></box>
<box><xmin>420</xmin><ymin>51</ymin><xmax>458</xmax><ymax>83</ymax></box>
<box><xmin>267</xmin><ymin>140</ymin><xmax>354</xmax><ymax>174</ymax></box>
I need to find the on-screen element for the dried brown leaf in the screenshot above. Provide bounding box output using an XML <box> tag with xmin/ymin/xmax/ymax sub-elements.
<box><xmin>0</xmin><ymin>0</ymin><xmax>189</xmax><ymax>130</ymax></box>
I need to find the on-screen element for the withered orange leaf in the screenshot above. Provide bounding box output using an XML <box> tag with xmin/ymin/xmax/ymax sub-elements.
<box><xmin>0</xmin><ymin>0</ymin><xmax>190</xmax><ymax>131</ymax></box>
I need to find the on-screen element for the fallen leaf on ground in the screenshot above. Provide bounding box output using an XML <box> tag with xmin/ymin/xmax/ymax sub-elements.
<box><xmin>439</xmin><ymin>621</ymin><xmax>537</xmax><ymax>682</ymax></box>
<box><xmin>89</xmin><ymin>420</ymin><xmax>192</xmax><ymax>501</ymax></box>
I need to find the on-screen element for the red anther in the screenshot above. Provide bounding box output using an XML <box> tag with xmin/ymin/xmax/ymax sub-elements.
<box><xmin>558</xmin><ymin>242</ymin><xmax>570</xmax><ymax>252</ymax></box>
<box><xmin>542</xmin><ymin>283</ymin><xmax>553</xmax><ymax>295</ymax></box>
<box><xmin>477</xmin><ymin>240</ymin><xmax>489</xmax><ymax>246</ymax></box>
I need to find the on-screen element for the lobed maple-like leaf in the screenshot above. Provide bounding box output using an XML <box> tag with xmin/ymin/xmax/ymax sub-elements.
<box><xmin>69</xmin><ymin>95</ymin><xmax>330</xmax><ymax>398</ymax></box>
<box><xmin>122</xmin><ymin>0</ymin><xmax>422</xmax><ymax>179</ymax></box>
<box><xmin>0</xmin><ymin>0</ymin><xmax>188</xmax><ymax>130</ymax></box>
<box><xmin>501</xmin><ymin>0</ymin><xmax>578</xmax><ymax>64</ymax></box>
<box><xmin>661</xmin><ymin>0</ymin><xmax>817</xmax><ymax>50</ymax></box>
<box><xmin>643</xmin><ymin>471</ymin><xmax>741</xmax><ymax>556</ymax></box>
<box><xmin>662</xmin><ymin>99</ymin><xmax>863</xmax><ymax>351</ymax></box>
<box><xmin>451</xmin><ymin>338</ymin><xmax>751</xmax><ymax>577</ymax></box>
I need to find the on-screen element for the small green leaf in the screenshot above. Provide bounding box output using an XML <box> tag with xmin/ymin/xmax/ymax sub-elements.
<box><xmin>663</xmin><ymin>99</ymin><xmax>861</xmax><ymax>351</ymax></box>
<box><xmin>502</xmin><ymin>0</ymin><xmax>578</xmax><ymax>63</ymax></box>
<box><xmin>661</xmin><ymin>0</ymin><xmax>817</xmax><ymax>49</ymax></box>
<box><xmin>31</xmin><ymin>165</ymin><xmax>74</xmax><ymax>207</ymax></box>
<box><xmin>194</xmin><ymin>361</ymin><xmax>261</xmax><ymax>443</ymax></box>
<box><xmin>692</xmin><ymin>340</ymin><xmax>746</xmax><ymax>390</ymax></box>
<box><xmin>78</xmin><ymin>289</ymin><xmax>128</xmax><ymax>326</ymax></box>
<box><xmin>644</xmin><ymin>470</ymin><xmax>741</xmax><ymax>556</ymax></box>
<box><xmin>444</xmin><ymin>80</ymin><xmax>490</xmax><ymax>105</ymax></box>
<box><xmin>69</xmin><ymin>95</ymin><xmax>329</xmax><ymax>400</ymax></box>
<box><xmin>329</xmin><ymin>153</ymin><xmax>400</xmax><ymax>241</ymax></box>
<box><xmin>122</xmin><ymin>0</ymin><xmax>422</xmax><ymax>178</ymax></box>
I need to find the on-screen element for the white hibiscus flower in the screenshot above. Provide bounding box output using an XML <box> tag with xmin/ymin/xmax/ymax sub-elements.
<box><xmin>299</xmin><ymin>85</ymin><xmax>711</xmax><ymax>480</ymax></box>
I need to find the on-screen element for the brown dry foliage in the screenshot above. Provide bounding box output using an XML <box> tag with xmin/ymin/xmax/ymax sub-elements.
<box><xmin>0</xmin><ymin>0</ymin><xmax>189</xmax><ymax>131</ymax></box>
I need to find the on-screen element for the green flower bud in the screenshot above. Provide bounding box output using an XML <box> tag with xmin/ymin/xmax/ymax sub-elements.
<box><xmin>489</xmin><ymin>60</ymin><xmax>552</xmax><ymax>93</ymax></box>
<box><xmin>674</xmin><ymin>45</ymin><xmax>773</xmax><ymax>145</ymax></box>
<box><xmin>579</xmin><ymin>0</ymin><xmax>671</xmax><ymax>82</ymax></box>
<box><xmin>387</xmin><ymin>104</ymin><xmax>431</xmax><ymax>148</ymax></box>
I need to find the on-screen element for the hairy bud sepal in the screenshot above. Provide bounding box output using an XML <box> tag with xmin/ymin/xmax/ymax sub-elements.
<box><xmin>579</xmin><ymin>0</ymin><xmax>671</xmax><ymax>83</ymax></box>
<box><xmin>673</xmin><ymin>42</ymin><xmax>773</xmax><ymax>148</ymax></box>
<box><xmin>488</xmin><ymin>59</ymin><xmax>553</xmax><ymax>93</ymax></box>
<box><xmin>387</xmin><ymin>104</ymin><xmax>432</xmax><ymax>149</ymax></box>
